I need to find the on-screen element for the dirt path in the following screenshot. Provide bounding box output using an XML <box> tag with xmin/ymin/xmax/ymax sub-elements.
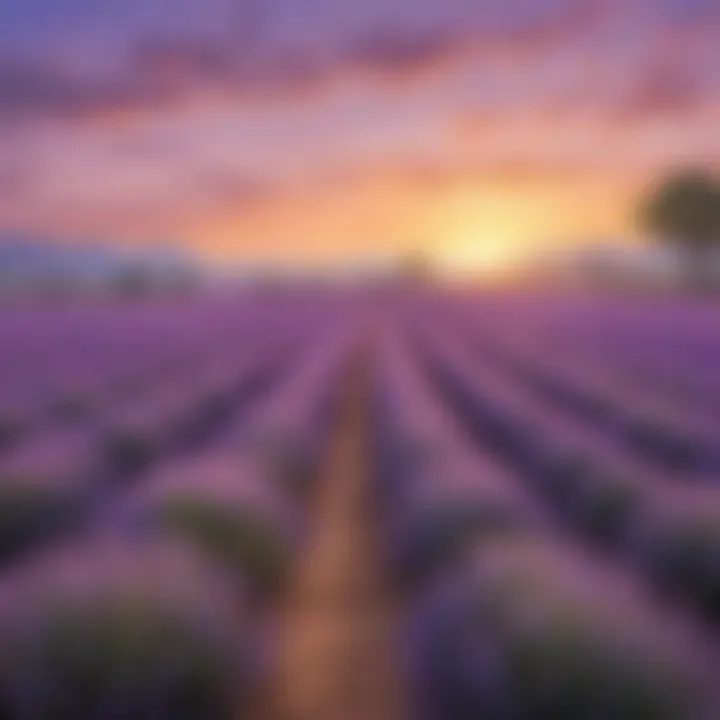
<box><xmin>260</xmin><ymin>357</ymin><xmax>405</xmax><ymax>720</ymax></box>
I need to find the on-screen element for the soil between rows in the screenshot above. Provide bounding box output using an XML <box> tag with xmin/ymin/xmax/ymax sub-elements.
<box><xmin>256</xmin><ymin>357</ymin><xmax>406</xmax><ymax>720</ymax></box>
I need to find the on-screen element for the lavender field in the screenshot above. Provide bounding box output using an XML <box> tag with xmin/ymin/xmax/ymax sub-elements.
<box><xmin>0</xmin><ymin>288</ymin><xmax>719</xmax><ymax>720</ymax></box>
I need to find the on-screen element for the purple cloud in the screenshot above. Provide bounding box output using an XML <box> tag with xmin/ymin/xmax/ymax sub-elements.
<box><xmin>0</xmin><ymin>0</ymin><xmax>716</xmax><ymax>127</ymax></box>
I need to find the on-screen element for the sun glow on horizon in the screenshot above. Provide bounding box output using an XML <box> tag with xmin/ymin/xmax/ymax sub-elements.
<box><xmin>432</xmin><ymin>235</ymin><xmax>534</xmax><ymax>281</ymax></box>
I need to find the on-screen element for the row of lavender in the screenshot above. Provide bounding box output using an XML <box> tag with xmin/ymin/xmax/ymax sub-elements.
<box><xmin>0</xmin><ymin>290</ymin><xmax>360</xmax><ymax>719</ymax></box>
<box><xmin>0</xmin><ymin>293</ymin><xmax>336</xmax><ymax>447</ymax></box>
<box><xmin>439</xmin><ymin>293</ymin><xmax>720</xmax><ymax>618</ymax></box>
<box><xmin>372</xmin><ymin>293</ymin><xmax>720</xmax><ymax>720</ymax></box>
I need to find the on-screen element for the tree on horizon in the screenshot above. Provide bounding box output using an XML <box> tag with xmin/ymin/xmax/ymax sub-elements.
<box><xmin>640</xmin><ymin>168</ymin><xmax>720</xmax><ymax>290</ymax></box>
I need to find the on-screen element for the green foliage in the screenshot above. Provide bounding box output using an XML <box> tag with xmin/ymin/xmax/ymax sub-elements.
<box><xmin>156</xmin><ymin>498</ymin><xmax>289</xmax><ymax>597</ymax></box>
<box><xmin>641</xmin><ymin>170</ymin><xmax>720</xmax><ymax>248</ymax></box>
<box><xmin>640</xmin><ymin>169</ymin><xmax>720</xmax><ymax>287</ymax></box>
<box><xmin>0</xmin><ymin>596</ymin><xmax>239</xmax><ymax>720</ymax></box>
<box><xmin>645</xmin><ymin>509</ymin><xmax>720</xmax><ymax>620</ymax></box>
<box><xmin>441</xmin><ymin>541</ymin><xmax>710</xmax><ymax>720</ymax></box>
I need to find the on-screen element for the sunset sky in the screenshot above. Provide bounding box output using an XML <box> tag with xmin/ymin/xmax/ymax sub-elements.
<box><xmin>1</xmin><ymin>0</ymin><xmax>719</xmax><ymax>271</ymax></box>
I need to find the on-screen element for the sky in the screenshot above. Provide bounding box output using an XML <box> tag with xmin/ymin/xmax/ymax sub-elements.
<box><xmin>0</xmin><ymin>0</ymin><xmax>719</xmax><ymax>273</ymax></box>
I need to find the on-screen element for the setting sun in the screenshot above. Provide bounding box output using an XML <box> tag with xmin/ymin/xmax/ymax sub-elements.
<box><xmin>433</xmin><ymin>236</ymin><xmax>529</xmax><ymax>280</ymax></box>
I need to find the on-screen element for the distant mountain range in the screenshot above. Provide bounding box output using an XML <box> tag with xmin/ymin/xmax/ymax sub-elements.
<box><xmin>0</xmin><ymin>234</ymin><xmax>198</xmax><ymax>288</ymax></box>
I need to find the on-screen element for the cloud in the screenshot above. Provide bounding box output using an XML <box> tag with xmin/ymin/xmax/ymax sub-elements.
<box><xmin>621</xmin><ymin>65</ymin><xmax>701</xmax><ymax>118</ymax></box>
<box><xmin>610</xmin><ymin>28</ymin><xmax>715</xmax><ymax>122</ymax></box>
<box><xmin>0</xmin><ymin>43</ymin><xmax>328</xmax><ymax>126</ymax></box>
<box><xmin>192</xmin><ymin>169</ymin><xmax>274</xmax><ymax>207</ymax></box>
<box><xmin>0</xmin><ymin>60</ymin><xmax>175</xmax><ymax>125</ymax></box>
<box><xmin>348</xmin><ymin>25</ymin><xmax>469</xmax><ymax>75</ymax></box>
<box><xmin>131</xmin><ymin>38</ymin><xmax>237</xmax><ymax>85</ymax></box>
<box><xmin>0</xmin><ymin>0</ymin><xmax>616</xmax><ymax>125</ymax></box>
<box><xmin>0</xmin><ymin>0</ymin><xmax>717</xmax><ymax>135</ymax></box>
<box><xmin>390</xmin><ymin>156</ymin><xmax>606</xmax><ymax>190</ymax></box>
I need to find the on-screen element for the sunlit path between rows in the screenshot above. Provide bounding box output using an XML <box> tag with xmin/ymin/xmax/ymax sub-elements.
<box><xmin>258</xmin><ymin>346</ymin><xmax>406</xmax><ymax>720</ymax></box>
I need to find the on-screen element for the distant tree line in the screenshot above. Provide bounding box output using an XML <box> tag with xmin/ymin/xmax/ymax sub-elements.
<box><xmin>640</xmin><ymin>168</ymin><xmax>720</xmax><ymax>290</ymax></box>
